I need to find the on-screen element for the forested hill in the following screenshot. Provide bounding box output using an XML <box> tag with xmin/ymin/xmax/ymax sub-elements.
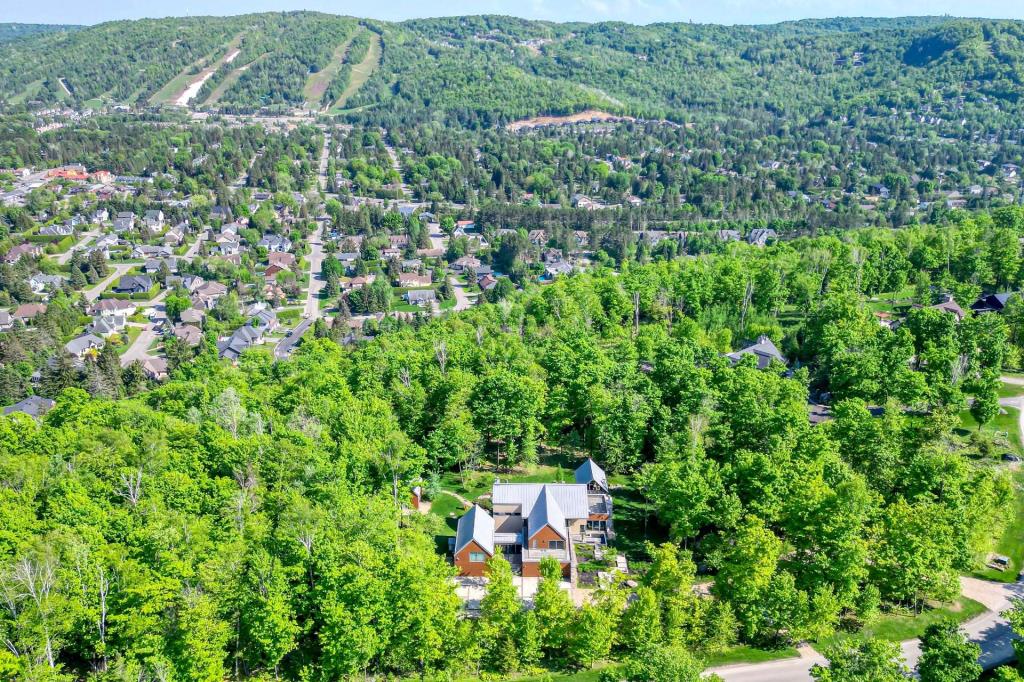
<box><xmin>3</xmin><ymin>13</ymin><xmax>1024</xmax><ymax>127</ymax></box>
<box><xmin>0</xmin><ymin>23</ymin><xmax>76</xmax><ymax>44</ymax></box>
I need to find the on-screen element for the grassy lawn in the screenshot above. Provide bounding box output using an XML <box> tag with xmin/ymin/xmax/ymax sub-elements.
<box><xmin>427</xmin><ymin>492</ymin><xmax>466</xmax><ymax>537</ymax></box>
<box><xmin>958</xmin><ymin>405</ymin><xmax>1022</xmax><ymax>454</ymax></box>
<box><xmin>814</xmin><ymin>597</ymin><xmax>987</xmax><ymax>650</ymax></box>
<box><xmin>611</xmin><ymin>485</ymin><xmax>669</xmax><ymax>565</ymax></box>
<box><xmin>438</xmin><ymin>449</ymin><xmax>584</xmax><ymax>503</ymax></box>
<box><xmin>999</xmin><ymin>382</ymin><xmax>1024</xmax><ymax>399</ymax></box>
<box><xmin>704</xmin><ymin>644</ymin><xmax>799</xmax><ymax>667</ymax></box>
<box><xmin>115</xmin><ymin>327</ymin><xmax>142</xmax><ymax>355</ymax></box>
<box><xmin>972</xmin><ymin>468</ymin><xmax>1024</xmax><ymax>582</ymax></box>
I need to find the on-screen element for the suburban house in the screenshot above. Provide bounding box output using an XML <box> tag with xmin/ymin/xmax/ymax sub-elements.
<box><xmin>179</xmin><ymin>307</ymin><xmax>206</xmax><ymax>325</ymax></box>
<box><xmin>132</xmin><ymin>245</ymin><xmax>173</xmax><ymax>260</ymax></box>
<box><xmin>113</xmin><ymin>212</ymin><xmax>135</xmax><ymax>233</ymax></box>
<box><xmin>268</xmin><ymin>252</ymin><xmax>296</xmax><ymax>269</ymax></box>
<box><xmin>172</xmin><ymin>323</ymin><xmax>203</xmax><ymax>347</ymax></box>
<box><xmin>193</xmin><ymin>281</ymin><xmax>228</xmax><ymax>309</ymax></box>
<box><xmin>92</xmin><ymin>299</ymin><xmax>136</xmax><ymax>318</ymax></box>
<box><xmin>30</xmin><ymin>273</ymin><xmax>65</xmax><ymax>295</ymax></box>
<box><xmin>404</xmin><ymin>289</ymin><xmax>436</xmax><ymax>306</ymax></box>
<box><xmin>258</xmin><ymin>234</ymin><xmax>292</xmax><ymax>253</ymax></box>
<box><xmin>0</xmin><ymin>311</ymin><xmax>12</xmax><ymax>331</ymax></box>
<box><xmin>251</xmin><ymin>308</ymin><xmax>278</xmax><ymax>334</ymax></box>
<box><xmin>113</xmin><ymin>275</ymin><xmax>154</xmax><ymax>296</ymax></box>
<box><xmin>3</xmin><ymin>395</ymin><xmax>56</xmax><ymax>419</ymax></box>
<box><xmin>725</xmin><ymin>335</ymin><xmax>788</xmax><ymax>369</ymax></box>
<box><xmin>144</xmin><ymin>210</ymin><xmax>165</xmax><ymax>232</ymax></box>
<box><xmin>4</xmin><ymin>243</ymin><xmax>42</xmax><ymax>263</ymax></box>
<box><xmin>218</xmin><ymin>324</ymin><xmax>264</xmax><ymax>361</ymax></box>
<box><xmin>397</xmin><ymin>273</ymin><xmax>432</xmax><ymax>288</ymax></box>
<box><xmin>13</xmin><ymin>303</ymin><xmax>46</xmax><ymax>323</ymax></box>
<box><xmin>163</xmin><ymin>226</ymin><xmax>185</xmax><ymax>246</ymax></box>
<box><xmin>141</xmin><ymin>357</ymin><xmax>169</xmax><ymax>381</ymax></box>
<box><xmin>972</xmin><ymin>292</ymin><xmax>1015</xmax><ymax>314</ymax></box>
<box><xmin>747</xmin><ymin>228</ymin><xmax>778</xmax><ymax>247</ymax></box>
<box><xmin>88</xmin><ymin>315</ymin><xmax>126</xmax><ymax>337</ymax></box>
<box><xmin>453</xmin><ymin>459</ymin><xmax>614</xmax><ymax>581</ymax></box>
<box><xmin>65</xmin><ymin>333</ymin><xmax>104</xmax><ymax>359</ymax></box>
<box><xmin>39</xmin><ymin>223</ymin><xmax>74</xmax><ymax>237</ymax></box>
<box><xmin>264</xmin><ymin>264</ymin><xmax>287</xmax><ymax>282</ymax></box>
<box><xmin>452</xmin><ymin>256</ymin><xmax>481</xmax><ymax>272</ymax></box>
<box><xmin>929</xmin><ymin>294</ymin><xmax>967</xmax><ymax>322</ymax></box>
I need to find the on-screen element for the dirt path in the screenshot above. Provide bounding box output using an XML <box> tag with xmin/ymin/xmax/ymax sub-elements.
<box><xmin>1001</xmin><ymin>376</ymin><xmax>1024</xmax><ymax>452</ymax></box>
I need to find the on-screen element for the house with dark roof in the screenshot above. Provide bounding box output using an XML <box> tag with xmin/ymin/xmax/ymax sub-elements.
<box><xmin>3</xmin><ymin>396</ymin><xmax>55</xmax><ymax>419</ymax></box>
<box><xmin>218</xmin><ymin>324</ymin><xmax>264</xmax><ymax>361</ymax></box>
<box><xmin>726</xmin><ymin>335</ymin><xmax>787</xmax><ymax>369</ymax></box>
<box><xmin>113</xmin><ymin>275</ymin><xmax>154</xmax><ymax>296</ymax></box>
<box><xmin>453</xmin><ymin>459</ymin><xmax>614</xmax><ymax>580</ymax></box>
<box><xmin>972</xmin><ymin>292</ymin><xmax>1015</xmax><ymax>314</ymax></box>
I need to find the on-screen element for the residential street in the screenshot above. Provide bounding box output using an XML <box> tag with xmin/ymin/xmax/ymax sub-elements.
<box><xmin>317</xmin><ymin>133</ymin><xmax>331</xmax><ymax>191</ymax></box>
<box><xmin>56</xmin><ymin>229</ymin><xmax>99</xmax><ymax>265</ymax></box>
<box><xmin>274</xmin><ymin>318</ymin><xmax>313</xmax><ymax>359</ymax></box>
<box><xmin>709</xmin><ymin>577</ymin><xmax>1024</xmax><ymax>681</ymax></box>
<box><xmin>119</xmin><ymin>324</ymin><xmax>158</xmax><ymax>367</ymax></box>
<box><xmin>449</xmin><ymin>276</ymin><xmax>473</xmax><ymax>311</ymax></box>
<box><xmin>304</xmin><ymin>224</ymin><xmax>325</xmax><ymax>319</ymax></box>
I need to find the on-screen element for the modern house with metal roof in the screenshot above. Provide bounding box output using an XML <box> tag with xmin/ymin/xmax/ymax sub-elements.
<box><xmin>725</xmin><ymin>335</ymin><xmax>787</xmax><ymax>370</ymax></box>
<box><xmin>453</xmin><ymin>458</ymin><xmax>614</xmax><ymax>580</ymax></box>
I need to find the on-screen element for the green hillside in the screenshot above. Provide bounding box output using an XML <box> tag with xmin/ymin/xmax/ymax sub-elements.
<box><xmin>2</xmin><ymin>13</ymin><xmax>1024</xmax><ymax>128</ymax></box>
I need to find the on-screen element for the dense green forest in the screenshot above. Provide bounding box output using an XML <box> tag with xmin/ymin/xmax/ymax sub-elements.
<box><xmin>0</xmin><ymin>24</ymin><xmax>74</xmax><ymax>44</ymax></box>
<box><xmin>3</xmin><ymin>209</ymin><xmax>1024</xmax><ymax>679</ymax></box>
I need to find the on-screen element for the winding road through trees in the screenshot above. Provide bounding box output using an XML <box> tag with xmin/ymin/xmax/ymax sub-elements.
<box><xmin>708</xmin><ymin>577</ymin><xmax>1023</xmax><ymax>681</ymax></box>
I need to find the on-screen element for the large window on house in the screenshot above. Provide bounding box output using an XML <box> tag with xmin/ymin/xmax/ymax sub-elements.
<box><xmin>548</xmin><ymin>540</ymin><xmax>565</xmax><ymax>550</ymax></box>
<box><xmin>587</xmin><ymin>520</ymin><xmax>606</xmax><ymax>531</ymax></box>
<box><xmin>469</xmin><ymin>552</ymin><xmax>486</xmax><ymax>563</ymax></box>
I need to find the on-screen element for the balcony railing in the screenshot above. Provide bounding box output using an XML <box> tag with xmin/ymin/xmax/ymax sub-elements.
<box><xmin>522</xmin><ymin>547</ymin><xmax>570</xmax><ymax>562</ymax></box>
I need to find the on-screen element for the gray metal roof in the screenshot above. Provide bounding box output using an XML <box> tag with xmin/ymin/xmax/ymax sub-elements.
<box><xmin>527</xmin><ymin>487</ymin><xmax>567</xmax><ymax>542</ymax></box>
<box><xmin>726</xmin><ymin>335</ymin><xmax>787</xmax><ymax>369</ymax></box>
<box><xmin>575</xmin><ymin>458</ymin><xmax>609</xmax><ymax>492</ymax></box>
<box><xmin>491</xmin><ymin>483</ymin><xmax>589</xmax><ymax>519</ymax></box>
<box><xmin>455</xmin><ymin>504</ymin><xmax>494</xmax><ymax>555</ymax></box>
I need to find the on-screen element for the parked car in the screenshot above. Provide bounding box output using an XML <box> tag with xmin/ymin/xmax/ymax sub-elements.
<box><xmin>1002</xmin><ymin>453</ymin><xmax>1021</xmax><ymax>462</ymax></box>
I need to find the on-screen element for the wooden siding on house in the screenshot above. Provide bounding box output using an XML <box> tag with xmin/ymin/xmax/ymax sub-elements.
<box><xmin>454</xmin><ymin>540</ymin><xmax>491</xmax><ymax>577</ymax></box>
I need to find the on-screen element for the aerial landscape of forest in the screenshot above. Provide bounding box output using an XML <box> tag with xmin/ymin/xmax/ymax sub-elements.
<box><xmin>2</xmin><ymin>7</ymin><xmax>1024</xmax><ymax>682</ymax></box>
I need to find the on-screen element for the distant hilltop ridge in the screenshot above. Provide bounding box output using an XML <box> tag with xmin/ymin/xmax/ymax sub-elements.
<box><xmin>2</xmin><ymin>13</ymin><xmax>1024</xmax><ymax>128</ymax></box>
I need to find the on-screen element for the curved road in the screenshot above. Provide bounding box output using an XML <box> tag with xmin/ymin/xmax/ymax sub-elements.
<box><xmin>708</xmin><ymin>577</ymin><xmax>1023</xmax><ymax>681</ymax></box>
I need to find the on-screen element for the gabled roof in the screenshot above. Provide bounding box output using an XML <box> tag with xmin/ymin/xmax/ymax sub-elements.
<box><xmin>726</xmin><ymin>335</ymin><xmax>787</xmax><ymax>369</ymax></box>
<box><xmin>491</xmin><ymin>483</ymin><xmax>589</xmax><ymax>519</ymax></box>
<box><xmin>3</xmin><ymin>395</ymin><xmax>55</xmax><ymax>418</ymax></box>
<box><xmin>575</xmin><ymin>458</ymin><xmax>609</xmax><ymax>492</ymax></box>
<box><xmin>455</xmin><ymin>504</ymin><xmax>494</xmax><ymax>555</ymax></box>
<box><xmin>527</xmin><ymin>487</ymin><xmax>567</xmax><ymax>542</ymax></box>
